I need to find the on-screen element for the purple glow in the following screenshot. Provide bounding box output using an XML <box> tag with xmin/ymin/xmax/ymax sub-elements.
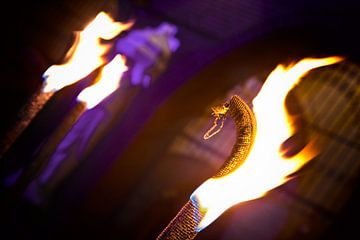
<box><xmin>25</xmin><ymin>108</ymin><xmax>107</xmax><ymax>204</ymax></box>
<box><xmin>116</xmin><ymin>22</ymin><xmax>179</xmax><ymax>87</ymax></box>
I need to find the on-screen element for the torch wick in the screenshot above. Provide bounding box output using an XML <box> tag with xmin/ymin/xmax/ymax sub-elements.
<box><xmin>203</xmin><ymin>103</ymin><xmax>229</xmax><ymax>140</ymax></box>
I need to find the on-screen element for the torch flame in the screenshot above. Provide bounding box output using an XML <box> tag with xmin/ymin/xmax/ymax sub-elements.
<box><xmin>77</xmin><ymin>54</ymin><xmax>127</xmax><ymax>109</ymax></box>
<box><xmin>42</xmin><ymin>11</ymin><xmax>133</xmax><ymax>93</ymax></box>
<box><xmin>191</xmin><ymin>57</ymin><xmax>343</xmax><ymax>231</ymax></box>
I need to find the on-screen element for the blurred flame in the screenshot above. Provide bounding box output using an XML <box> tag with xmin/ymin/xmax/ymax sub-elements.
<box><xmin>191</xmin><ymin>57</ymin><xmax>343</xmax><ymax>231</ymax></box>
<box><xmin>42</xmin><ymin>11</ymin><xmax>133</xmax><ymax>93</ymax></box>
<box><xmin>77</xmin><ymin>54</ymin><xmax>127</xmax><ymax>109</ymax></box>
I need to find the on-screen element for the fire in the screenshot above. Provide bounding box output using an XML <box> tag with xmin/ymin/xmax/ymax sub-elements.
<box><xmin>191</xmin><ymin>57</ymin><xmax>343</xmax><ymax>231</ymax></box>
<box><xmin>77</xmin><ymin>54</ymin><xmax>127</xmax><ymax>109</ymax></box>
<box><xmin>42</xmin><ymin>11</ymin><xmax>133</xmax><ymax>93</ymax></box>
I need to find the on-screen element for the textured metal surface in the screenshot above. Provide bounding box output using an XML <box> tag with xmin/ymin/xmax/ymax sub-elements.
<box><xmin>157</xmin><ymin>200</ymin><xmax>202</xmax><ymax>240</ymax></box>
<box><xmin>213</xmin><ymin>96</ymin><xmax>256</xmax><ymax>178</ymax></box>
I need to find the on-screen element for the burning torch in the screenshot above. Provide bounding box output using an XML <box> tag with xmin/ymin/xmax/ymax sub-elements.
<box><xmin>10</xmin><ymin>16</ymin><xmax>180</xmax><ymax>203</ymax></box>
<box><xmin>0</xmin><ymin>12</ymin><xmax>133</xmax><ymax>159</ymax></box>
<box><xmin>157</xmin><ymin>56</ymin><xmax>343</xmax><ymax>239</ymax></box>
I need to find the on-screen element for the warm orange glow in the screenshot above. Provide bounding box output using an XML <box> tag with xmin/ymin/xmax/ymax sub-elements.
<box><xmin>42</xmin><ymin>11</ymin><xmax>133</xmax><ymax>93</ymax></box>
<box><xmin>77</xmin><ymin>54</ymin><xmax>127</xmax><ymax>109</ymax></box>
<box><xmin>191</xmin><ymin>57</ymin><xmax>343</xmax><ymax>231</ymax></box>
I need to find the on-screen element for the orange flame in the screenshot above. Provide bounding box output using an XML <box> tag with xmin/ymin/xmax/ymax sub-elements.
<box><xmin>191</xmin><ymin>57</ymin><xmax>343</xmax><ymax>231</ymax></box>
<box><xmin>42</xmin><ymin>11</ymin><xmax>133</xmax><ymax>93</ymax></box>
<box><xmin>77</xmin><ymin>54</ymin><xmax>127</xmax><ymax>109</ymax></box>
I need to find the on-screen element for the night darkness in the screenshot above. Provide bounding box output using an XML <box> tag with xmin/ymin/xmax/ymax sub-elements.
<box><xmin>1</xmin><ymin>0</ymin><xmax>360</xmax><ymax>239</ymax></box>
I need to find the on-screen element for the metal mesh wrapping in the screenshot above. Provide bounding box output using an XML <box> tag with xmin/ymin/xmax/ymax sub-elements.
<box><xmin>157</xmin><ymin>95</ymin><xmax>256</xmax><ymax>239</ymax></box>
<box><xmin>157</xmin><ymin>200</ymin><xmax>203</xmax><ymax>240</ymax></box>
<box><xmin>213</xmin><ymin>95</ymin><xmax>256</xmax><ymax>178</ymax></box>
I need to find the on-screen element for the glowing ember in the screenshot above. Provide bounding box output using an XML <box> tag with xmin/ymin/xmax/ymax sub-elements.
<box><xmin>77</xmin><ymin>54</ymin><xmax>127</xmax><ymax>109</ymax></box>
<box><xmin>42</xmin><ymin>11</ymin><xmax>133</xmax><ymax>93</ymax></box>
<box><xmin>191</xmin><ymin>57</ymin><xmax>343</xmax><ymax>231</ymax></box>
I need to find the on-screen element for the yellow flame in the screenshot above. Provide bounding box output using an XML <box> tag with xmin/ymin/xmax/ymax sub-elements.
<box><xmin>77</xmin><ymin>54</ymin><xmax>127</xmax><ymax>109</ymax></box>
<box><xmin>191</xmin><ymin>56</ymin><xmax>343</xmax><ymax>231</ymax></box>
<box><xmin>42</xmin><ymin>11</ymin><xmax>133</xmax><ymax>93</ymax></box>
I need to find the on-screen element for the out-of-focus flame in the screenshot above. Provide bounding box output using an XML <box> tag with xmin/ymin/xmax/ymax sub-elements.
<box><xmin>77</xmin><ymin>54</ymin><xmax>127</xmax><ymax>109</ymax></box>
<box><xmin>42</xmin><ymin>11</ymin><xmax>133</xmax><ymax>93</ymax></box>
<box><xmin>191</xmin><ymin>57</ymin><xmax>343</xmax><ymax>231</ymax></box>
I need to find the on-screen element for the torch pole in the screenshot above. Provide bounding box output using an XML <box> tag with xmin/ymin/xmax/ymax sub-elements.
<box><xmin>157</xmin><ymin>200</ymin><xmax>204</xmax><ymax>240</ymax></box>
<box><xmin>0</xmin><ymin>88</ymin><xmax>54</xmax><ymax>158</ymax></box>
<box><xmin>7</xmin><ymin>101</ymin><xmax>87</xmax><ymax>200</ymax></box>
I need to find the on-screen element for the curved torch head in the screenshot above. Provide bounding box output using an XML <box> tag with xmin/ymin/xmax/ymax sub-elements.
<box><xmin>191</xmin><ymin>56</ymin><xmax>343</xmax><ymax>232</ymax></box>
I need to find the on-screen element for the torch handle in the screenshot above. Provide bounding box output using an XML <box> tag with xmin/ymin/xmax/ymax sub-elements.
<box><xmin>0</xmin><ymin>89</ymin><xmax>54</xmax><ymax>158</ymax></box>
<box><xmin>157</xmin><ymin>200</ymin><xmax>203</xmax><ymax>240</ymax></box>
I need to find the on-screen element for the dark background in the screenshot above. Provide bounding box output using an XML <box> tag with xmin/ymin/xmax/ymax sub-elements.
<box><xmin>1</xmin><ymin>0</ymin><xmax>360</xmax><ymax>239</ymax></box>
